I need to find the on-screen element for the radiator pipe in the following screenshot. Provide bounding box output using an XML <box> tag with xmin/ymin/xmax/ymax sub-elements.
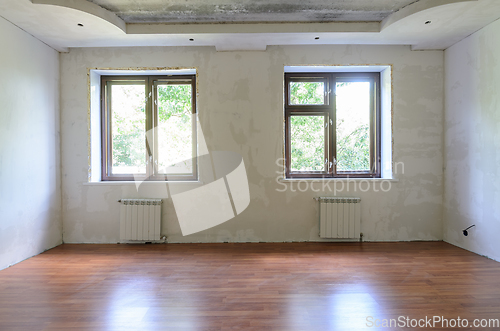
<box><xmin>463</xmin><ymin>225</ymin><xmax>475</xmax><ymax>236</ymax></box>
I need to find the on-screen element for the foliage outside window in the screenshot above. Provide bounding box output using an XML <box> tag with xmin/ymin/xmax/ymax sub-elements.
<box><xmin>284</xmin><ymin>72</ymin><xmax>380</xmax><ymax>178</ymax></box>
<box><xmin>101</xmin><ymin>75</ymin><xmax>196</xmax><ymax>181</ymax></box>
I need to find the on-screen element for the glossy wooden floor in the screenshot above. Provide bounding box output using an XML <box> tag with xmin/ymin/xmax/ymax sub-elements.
<box><xmin>1</xmin><ymin>242</ymin><xmax>500</xmax><ymax>331</ymax></box>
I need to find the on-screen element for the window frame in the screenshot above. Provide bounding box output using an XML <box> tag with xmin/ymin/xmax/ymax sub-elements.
<box><xmin>101</xmin><ymin>74</ymin><xmax>197</xmax><ymax>181</ymax></box>
<box><xmin>284</xmin><ymin>72</ymin><xmax>381</xmax><ymax>179</ymax></box>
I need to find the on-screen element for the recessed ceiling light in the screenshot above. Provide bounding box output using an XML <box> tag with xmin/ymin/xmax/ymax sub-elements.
<box><xmin>77</xmin><ymin>23</ymin><xmax>84</xmax><ymax>27</ymax></box>
<box><xmin>189</xmin><ymin>38</ymin><xmax>194</xmax><ymax>42</ymax></box>
<box><xmin>315</xmin><ymin>36</ymin><xmax>320</xmax><ymax>40</ymax></box>
<box><xmin>425</xmin><ymin>20</ymin><xmax>432</xmax><ymax>25</ymax></box>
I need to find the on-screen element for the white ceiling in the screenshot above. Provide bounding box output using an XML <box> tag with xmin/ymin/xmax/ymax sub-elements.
<box><xmin>0</xmin><ymin>0</ymin><xmax>499</xmax><ymax>52</ymax></box>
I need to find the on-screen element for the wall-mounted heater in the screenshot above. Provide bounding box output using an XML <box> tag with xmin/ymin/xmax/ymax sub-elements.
<box><xmin>316</xmin><ymin>197</ymin><xmax>361</xmax><ymax>239</ymax></box>
<box><xmin>118</xmin><ymin>199</ymin><xmax>162</xmax><ymax>241</ymax></box>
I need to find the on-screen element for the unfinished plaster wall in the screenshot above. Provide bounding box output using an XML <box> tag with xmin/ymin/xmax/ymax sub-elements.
<box><xmin>60</xmin><ymin>45</ymin><xmax>443</xmax><ymax>243</ymax></box>
<box><xmin>444</xmin><ymin>18</ymin><xmax>500</xmax><ymax>261</ymax></box>
<box><xmin>0</xmin><ymin>17</ymin><xmax>61</xmax><ymax>270</ymax></box>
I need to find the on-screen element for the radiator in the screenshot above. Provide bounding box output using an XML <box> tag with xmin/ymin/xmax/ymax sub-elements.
<box><xmin>318</xmin><ymin>197</ymin><xmax>361</xmax><ymax>239</ymax></box>
<box><xmin>118</xmin><ymin>199</ymin><xmax>162</xmax><ymax>241</ymax></box>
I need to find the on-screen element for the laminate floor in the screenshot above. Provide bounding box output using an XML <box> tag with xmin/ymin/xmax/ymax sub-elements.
<box><xmin>1</xmin><ymin>242</ymin><xmax>499</xmax><ymax>330</ymax></box>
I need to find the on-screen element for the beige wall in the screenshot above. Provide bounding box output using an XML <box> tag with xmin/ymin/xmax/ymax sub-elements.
<box><xmin>444</xmin><ymin>18</ymin><xmax>500</xmax><ymax>261</ymax></box>
<box><xmin>60</xmin><ymin>45</ymin><xmax>444</xmax><ymax>243</ymax></box>
<box><xmin>0</xmin><ymin>17</ymin><xmax>61</xmax><ymax>270</ymax></box>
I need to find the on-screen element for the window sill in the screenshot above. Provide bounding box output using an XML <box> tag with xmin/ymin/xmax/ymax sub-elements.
<box><xmin>277</xmin><ymin>177</ymin><xmax>399</xmax><ymax>183</ymax></box>
<box><xmin>84</xmin><ymin>181</ymin><xmax>204</xmax><ymax>186</ymax></box>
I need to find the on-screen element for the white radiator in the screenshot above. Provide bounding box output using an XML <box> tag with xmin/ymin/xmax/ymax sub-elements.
<box><xmin>118</xmin><ymin>199</ymin><xmax>162</xmax><ymax>241</ymax></box>
<box><xmin>318</xmin><ymin>197</ymin><xmax>361</xmax><ymax>239</ymax></box>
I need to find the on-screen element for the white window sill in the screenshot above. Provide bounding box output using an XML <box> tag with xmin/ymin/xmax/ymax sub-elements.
<box><xmin>83</xmin><ymin>181</ymin><xmax>204</xmax><ymax>186</ymax></box>
<box><xmin>277</xmin><ymin>178</ymin><xmax>399</xmax><ymax>183</ymax></box>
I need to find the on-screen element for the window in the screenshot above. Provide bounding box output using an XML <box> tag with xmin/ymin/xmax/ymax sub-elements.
<box><xmin>101</xmin><ymin>75</ymin><xmax>196</xmax><ymax>181</ymax></box>
<box><xmin>284</xmin><ymin>72</ymin><xmax>380</xmax><ymax>178</ymax></box>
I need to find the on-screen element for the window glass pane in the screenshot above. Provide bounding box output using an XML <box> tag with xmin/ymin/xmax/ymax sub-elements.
<box><xmin>290</xmin><ymin>81</ymin><xmax>325</xmax><ymax>105</ymax></box>
<box><xmin>110</xmin><ymin>84</ymin><xmax>146</xmax><ymax>174</ymax></box>
<box><xmin>336</xmin><ymin>81</ymin><xmax>371</xmax><ymax>171</ymax></box>
<box><xmin>290</xmin><ymin>115</ymin><xmax>325</xmax><ymax>172</ymax></box>
<box><xmin>157</xmin><ymin>84</ymin><xmax>193</xmax><ymax>174</ymax></box>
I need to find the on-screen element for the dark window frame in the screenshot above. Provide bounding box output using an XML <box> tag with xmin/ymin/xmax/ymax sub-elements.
<box><xmin>284</xmin><ymin>72</ymin><xmax>381</xmax><ymax>179</ymax></box>
<box><xmin>101</xmin><ymin>74</ymin><xmax>197</xmax><ymax>181</ymax></box>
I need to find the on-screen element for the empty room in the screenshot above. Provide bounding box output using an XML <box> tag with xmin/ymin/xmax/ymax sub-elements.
<box><xmin>1</xmin><ymin>0</ymin><xmax>500</xmax><ymax>330</ymax></box>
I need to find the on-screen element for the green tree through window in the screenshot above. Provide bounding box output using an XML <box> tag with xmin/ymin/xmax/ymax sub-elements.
<box><xmin>102</xmin><ymin>75</ymin><xmax>196</xmax><ymax>181</ymax></box>
<box><xmin>285</xmin><ymin>72</ymin><xmax>380</xmax><ymax>178</ymax></box>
